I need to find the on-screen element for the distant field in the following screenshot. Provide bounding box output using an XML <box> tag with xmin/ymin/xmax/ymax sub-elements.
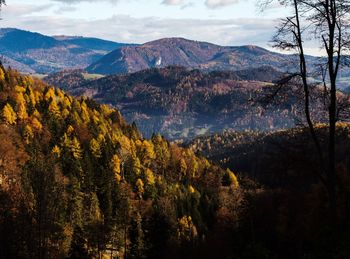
<box><xmin>30</xmin><ymin>73</ymin><xmax>48</xmax><ymax>79</ymax></box>
<box><xmin>82</xmin><ymin>73</ymin><xmax>104</xmax><ymax>80</ymax></box>
<box><xmin>30</xmin><ymin>72</ymin><xmax>105</xmax><ymax>81</ymax></box>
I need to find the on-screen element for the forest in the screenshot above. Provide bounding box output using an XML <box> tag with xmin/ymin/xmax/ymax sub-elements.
<box><xmin>1</xmin><ymin>65</ymin><xmax>350</xmax><ymax>259</ymax></box>
<box><xmin>0</xmin><ymin>65</ymin><xmax>243</xmax><ymax>259</ymax></box>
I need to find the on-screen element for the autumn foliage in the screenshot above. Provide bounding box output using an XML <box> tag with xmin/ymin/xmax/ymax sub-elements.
<box><xmin>0</xmin><ymin>66</ymin><xmax>240</xmax><ymax>259</ymax></box>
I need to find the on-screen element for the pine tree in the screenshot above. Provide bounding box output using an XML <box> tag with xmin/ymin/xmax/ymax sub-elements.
<box><xmin>129</xmin><ymin>212</ymin><xmax>145</xmax><ymax>258</ymax></box>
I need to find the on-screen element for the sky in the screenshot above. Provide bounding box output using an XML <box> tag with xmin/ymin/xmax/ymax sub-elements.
<box><xmin>0</xmin><ymin>0</ymin><xmax>298</xmax><ymax>51</ymax></box>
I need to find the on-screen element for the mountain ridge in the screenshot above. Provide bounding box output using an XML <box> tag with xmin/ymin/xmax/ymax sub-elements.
<box><xmin>0</xmin><ymin>28</ymin><xmax>131</xmax><ymax>74</ymax></box>
<box><xmin>86</xmin><ymin>37</ymin><xmax>317</xmax><ymax>75</ymax></box>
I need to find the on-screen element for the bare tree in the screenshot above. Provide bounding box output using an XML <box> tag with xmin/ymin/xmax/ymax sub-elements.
<box><xmin>260</xmin><ymin>0</ymin><xmax>350</xmax><ymax>219</ymax></box>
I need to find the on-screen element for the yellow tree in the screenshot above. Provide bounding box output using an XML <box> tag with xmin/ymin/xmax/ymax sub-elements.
<box><xmin>80</xmin><ymin>101</ymin><xmax>90</xmax><ymax>123</ymax></box>
<box><xmin>44</xmin><ymin>87</ymin><xmax>56</xmax><ymax>102</ymax></box>
<box><xmin>0</xmin><ymin>66</ymin><xmax>5</xmax><ymax>81</ymax></box>
<box><xmin>224</xmin><ymin>168</ymin><xmax>239</xmax><ymax>188</ymax></box>
<box><xmin>140</xmin><ymin>140</ymin><xmax>155</xmax><ymax>166</ymax></box>
<box><xmin>2</xmin><ymin>103</ymin><xmax>17</xmax><ymax>125</ymax></box>
<box><xmin>145</xmin><ymin>168</ymin><xmax>155</xmax><ymax>185</ymax></box>
<box><xmin>177</xmin><ymin>216</ymin><xmax>198</xmax><ymax>242</ymax></box>
<box><xmin>26</xmin><ymin>86</ymin><xmax>37</xmax><ymax>107</ymax></box>
<box><xmin>52</xmin><ymin>145</ymin><xmax>61</xmax><ymax>158</ymax></box>
<box><xmin>180</xmin><ymin>158</ymin><xmax>188</xmax><ymax>178</ymax></box>
<box><xmin>187</xmin><ymin>153</ymin><xmax>199</xmax><ymax>178</ymax></box>
<box><xmin>70</xmin><ymin>137</ymin><xmax>83</xmax><ymax>160</ymax></box>
<box><xmin>66</xmin><ymin>125</ymin><xmax>75</xmax><ymax>136</ymax></box>
<box><xmin>23</xmin><ymin>124</ymin><xmax>34</xmax><ymax>144</ymax></box>
<box><xmin>188</xmin><ymin>185</ymin><xmax>196</xmax><ymax>194</ymax></box>
<box><xmin>136</xmin><ymin>178</ymin><xmax>144</xmax><ymax>199</ymax></box>
<box><xmin>131</xmin><ymin>156</ymin><xmax>142</xmax><ymax>176</ymax></box>
<box><xmin>110</xmin><ymin>154</ymin><xmax>121</xmax><ymax>182</ymax></box>
<box><xmin>30</xmin><ymin>117</ymin><xmax>43</xmax><ymax>133</ymax></box>
<box><xmin>152</xmin><ymin>134</ymin><xmax>170</xmax><ymax>174</ymax></box>
<box><xmin>62</xmin><ymin>134</ymin><xmax>82</xmax><ymax>160</ymax></box>
<box><xmin>118</xmin><ymin>135</ymin><xmax>132</xmax><ymax>155</ymax></box>
<box><xmin>48</xmin><ymin>100</ymin><xmax>61</xmax><ymax>118</ymax></box>
<box><xmin>15</xmin><ymin>91</ymin><xmax>28</xmax><ymax>121</ymax></box>
<box><xmin>89</xmin><ymin>138</ymin><xmax>102</xmax><ymax>158</ymax></box>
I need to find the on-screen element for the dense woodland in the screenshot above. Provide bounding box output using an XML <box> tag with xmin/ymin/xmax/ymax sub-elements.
<box><xmin>2</xmin><ymin>65</ymin><xmax>350</xmax><ymax>258</ymax></box>
<box><xmin>0</xmin><ymin>65</ymin><xmax>242</xmax><ymax>258</ymax></box>
<box><xmin>45</xmin><ymin>66</ymin><xmax>340</xmax><ymax>139</ymax></box>
<box><xmin>185</xmin><ymin>125</ymin><xmax>350</xmax><ymax>258</ymax></box>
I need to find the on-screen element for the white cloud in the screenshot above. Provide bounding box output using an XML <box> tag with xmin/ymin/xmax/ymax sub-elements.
<box><xmin>55</xmin><ymin>5</ymin><xmax>77</xmax><ymax>14</ymax></box>
<box><xmin>205</xmin><ymin>0</ymin><xmax>239</xmax><ymax>9</ymax></box>
<box><xmin>51</xmin><ymin>0</ymin><xmax>120</xmax><ymax>4</ymax></box>
<box><xmin>162</xmin><ymin>0</ymin><xmax>185</xmax><ymax>5</ymax></box>
<box><xmin>1</xmin><ymin>3</ymin><xmax>54</xmax><ymax>16</ymax></box>
<box><xmin>51</xmin><ymin>0</ymin><xmax>240</xmax><ymax>9</ymax></box>
<box><xmin>0</xmin><ymin>9</ymin><xmax>277</xmax><ymax>49</ymax></box>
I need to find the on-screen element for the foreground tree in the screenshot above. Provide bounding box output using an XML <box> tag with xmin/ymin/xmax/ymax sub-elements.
<box><xmin>261</xmin><ymin>0</ymin><xmax>350</xmax><ymax>219</ymax></box>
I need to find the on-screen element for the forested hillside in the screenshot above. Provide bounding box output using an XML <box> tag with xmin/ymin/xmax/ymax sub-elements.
<box><xmin>45</xmin><ymin>66</ymin><xmax>337</xmax><ymax>139</ymax></box>
<box><xmin>184</xmin><ymin>125</ymin><xmax>350</xmax><ymax>258</ymax></box>
<box><xmin>0</xmin><ymin>66</ymin><xmax>242</xmax><ymax>259</ymax></box>
<box><xmin>186</xmin><ymin>126</ymin><xmax>350</xmax><ymax>187</ymax></box>
<box><xmin>2</xmin><ymin>66</ymin><xmax>350</xmax><ymax>259</ymax></box>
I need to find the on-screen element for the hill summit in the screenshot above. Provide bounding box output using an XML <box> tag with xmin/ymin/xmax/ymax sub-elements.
<box><xmin>87</xmin><ymin>37</ymin><xmax>294</xmax><ymax>75</ymax></box>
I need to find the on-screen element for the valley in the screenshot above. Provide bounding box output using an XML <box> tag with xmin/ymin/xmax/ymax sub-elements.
<box><xmin>45</xmin><ymin>66</ymin><xmax>344</xmax><ymax>139</ymax></box>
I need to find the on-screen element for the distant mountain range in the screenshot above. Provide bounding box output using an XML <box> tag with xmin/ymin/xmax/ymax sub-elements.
<box><xmin>2</xmin><ymin>28</ymin><xmax>350</xmax><ymax>139</ymax></box>
<box><xmin>0</xmin><ymin>28</ymin><xmax>327</xmax><ymax>77</ymax></box>
<box><xmin>2</xmin><ymin>28</ymin><xmax>350</xmax><ymax>87</ymax></box>
<box><xmin>45</xmin><ymin>66</ymin><xmax>333</xmax><ymax>139</ymax></box>
<box><xmin>0</xmin><ymin>28</ymin><xmax>131</xmax><ymax>74</ymax></box>
<box><xmin>86</xmin><ymin>37</ymin><xmax>310</xmax><ymax>75</ymax></box>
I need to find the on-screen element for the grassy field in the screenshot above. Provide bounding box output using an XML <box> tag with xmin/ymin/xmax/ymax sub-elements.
<box><xmin>82</xmin><ymin>72</ymin><xmax>104</xmax><ymax>80</ymax></box>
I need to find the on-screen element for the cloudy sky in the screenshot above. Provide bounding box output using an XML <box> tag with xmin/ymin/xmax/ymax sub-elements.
<box><xmin>0</xmin><ymin>0</ymin><xmax>292</xmax><ymax>50</ymax></box>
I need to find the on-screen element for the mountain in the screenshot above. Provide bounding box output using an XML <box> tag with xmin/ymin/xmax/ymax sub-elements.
<box><xmin>0</xmin><ymin>28</ymin><xmax>130</xmax><ymax>74</ymax></box>
<box><xmin>53</xmin><ymin>35</ymin><xmax>131</xmax><ymax>52</ymax></box>
<box><xmin>45</xmin><ymin>66</ymin><xmax>335</xmax><ymax>139</ymax></box>
<box><xmin>86</xmin><ymin>37</ymin><xmax>313</xmax><ymax>75</ymax></box>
